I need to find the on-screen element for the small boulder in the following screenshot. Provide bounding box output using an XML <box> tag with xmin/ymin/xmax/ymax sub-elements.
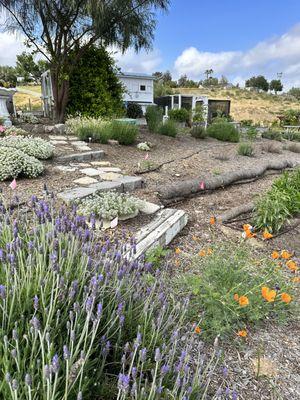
<box><xmin>53</xmin><ymin>123</ymin><xmax>66</xmax><ymax>135</ymax></box>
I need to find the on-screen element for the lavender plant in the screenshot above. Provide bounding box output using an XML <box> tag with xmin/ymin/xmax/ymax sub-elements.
<box><xmin>0</xmin><ymin>196</ymin><xmax>224</xmax><ymax>399</ymax></box>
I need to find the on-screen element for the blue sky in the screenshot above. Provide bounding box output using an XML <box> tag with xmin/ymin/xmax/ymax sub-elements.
<box><xmin>2</xmin><ymin>1</ymin><xmax>300</xmax><ymax>88</ymax></box>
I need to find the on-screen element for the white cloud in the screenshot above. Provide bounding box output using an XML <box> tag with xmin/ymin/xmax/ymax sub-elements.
<box><xmin>174</xmin><ymin>24</ymin><xmax>300</xmax><ymax>89</ymax></box>
<box><xmin>111</xmin><ymin>48</ymin><xmax>162</xmax><ymax>74</ymax></box>
<box><xmin>0</xmin><ymin>32</ymin><xmax>25</xmax><ymax>66</ymax></box>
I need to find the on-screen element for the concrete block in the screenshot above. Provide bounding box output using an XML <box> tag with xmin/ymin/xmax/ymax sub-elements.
<box><xmin>57</xmin><ymin>150</ymin><xmax>104</xmax><ymax>163</ymax></box>
<box><xmin>57</xmin><ymin>187</ymin><xmax>97</xmax><ymax>204</ymax></box>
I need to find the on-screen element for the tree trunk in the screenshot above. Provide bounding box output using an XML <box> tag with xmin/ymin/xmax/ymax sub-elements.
<box><xmin>51</xmin><ymin>69</ymin><xmax>70</xmax><ymax>123</ymax></box>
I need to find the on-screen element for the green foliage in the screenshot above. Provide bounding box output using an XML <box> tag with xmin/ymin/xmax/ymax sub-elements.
<box><xmin>253</xmin><ymin>169</ymin><xmax>300</xmax><ymax>232</ymax></box>
<box><xmin>126</xmin><ymin>102</ymin><xmax>143</xmax><ymax>119</ymax></box>
<box><xmin>107</xmin><ymin>121</ymin><xmax>138</xmax><ymax>145</ymax></box>
<box><xmin>77</xmin><ymin>191</ymin><xmax>142</xmax><ymax>220</ymax></box>
<box><xmin>0</xmin><ymin>65</ymin><xmax>17</xmax><ymax>87</ymax></box>
<box><xmin>245</xmin><ymin>126</ymin><xmax>258</xmax><ymax>141</ymax></box>
<box><xmin>269</xmin><ymin>79</ymin><xmax>283</xmax><ymax>93</ymax></box>
<box><xmin>281</xmin><ymin>109</ymin><xmax>300</xmax><ymax>126</ymax></box>
<box><xmin>0</xmin><ymin>146</ymin><xmax>43</xmax><ymax>181</ymax></box>
<box><xmin>174</xmin><ymin>244</ymin><xmax>294</xmax><ymax>339</ymax></box>
<box><xmin>240</xmin><ymin>119</ymin><xmax>254</xmax><ymax>127</ymax></box>
<box><xmin>245</xmin><ymin>75</ymin><xmax>269</xmax><ymax>92</ymax></box>
<box><xmin>145</xmin><ymin>105</ymin><xmax>163</xmax><ymax>132</ymax></box>
<box><xmin>0</xmin><ymin>136</ymin><xmax>54</xmax><ymax>159</ymax></box>
<box><xmin>67</xmin><ymin>46</ymin><xmax>124</xmax><ymax>118</ymax></box>
<box><xmin>207</xmin><ymin>122</ymin><xmax>240</xmax><ymax>142</ymax></box>
<box><xmin>282</xmin><ymin>130</ymin><xmax>300</xmax><ymax>142</ymax></box>
<box><xmin>261</xmin><ymin>130</ymin><xmax>282</xmax><ymax>141</ymax></box>
<box><xmin>288</xmin><ymin>87</ymin><xmax>300</xmax><ymax>100</ymax></box>
<box><xmin>2</xmin><ymin>127</ymin><xmax>29</xmax><ymax>137</ymax></box>
<box><xmin>145</xmin><ymin>246</ymin><xmax>170</xmax><ymax>270</ymax></box>
<box><xmin>190</xmin><ymin>125</ymin><xmax>207</xmax><ymax>139</ymax></box>
<box><xmin>157</xmin><ymin>120</ymin><xmax>178</xmax><ymax>137</ymax></box>
<box><xmin>16</xmin><ymin>51</ymin><xmax>47</xmax><ymax>82</ymax></box>
<box><xmin>153</xmin><ymin>81</ymin><xmax>173</xmax><ymax>97</ymax></box>
<box><xmin>168</xmin><ymin>108</ymin><xmax>190</xmax><ymax>123</ymax></box>
<box><xmin>237</xmin><ymin>142</ymin><xmax>254</xmax><ymax>157</ymax></box>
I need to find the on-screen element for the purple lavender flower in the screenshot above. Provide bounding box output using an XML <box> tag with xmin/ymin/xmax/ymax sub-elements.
<box><xmin>11</xmin><ymin>349</ymin><xmax>17</xmax><ymax>358</ymax></box>
<box><xmin>232</xmin><ymin>390</ymin><xmax>238</xmax><ymax>400</ymax></box>
<box><xmin>223</xmin><ymin>366</ymin><xmax>228</xmax><ymax>377</ymax></box>
<box><xmin>63</xmin><ymin>345</ymin><xmax>70</xmax><ymax>360</ymax></box>
<box><xmin>30</xmin><ymin>317</ymin><xmax>40</xmax><ymax>331</ymax></box>
<box><xmin>118</xmin><ymin>373</ymin><xmax>130</xmax><ymax>393</ymax></box>
<box><xmin>96</xmin><ymin>303</ymin><xmax>103</xmax><ymax>318</ymax></box>
<box><xmin>77</xmin><ymin>392</ymin><xmax>83</xmax><ymax>400</ymax></box>
<box><xmin>33</xmin><ymin>295</ymin><xmax>39</xmax><ymax>311</ymax></box>
<box><xmin>0</xmin><ymin>285</ymin><xmax>6</xmax><ymax>300</ymax></box>
<box><xmin>25</xmin><ymin>374</ymin><xmax>32</xmax><ymax>387</ymax></box>
<box><xmin>51</xmin><ymin>354</ymin><xmax>60</xmax><ymax>374</ymax></box>
<box><xmin>160</xmin><ymin>364</ymin><xmax>170</xmax><ymax>375</ymax></box>
<box><xmin>12</xmin><ymin>379</ymin><xmax>18</xmax><ymax>391</ymax></box>
<box><xmin>5</xmin><ymin>373</ymin><xmax>11</xmax><ymax>383</ymax></box>
<box><xmin>155</xmin><ymin>348</ymin><xmax>162</xmax><ymax>362</ymax></box>
<box><xmin>140</xmin><ymin>347</ymin><xmax>147</xmax><ymax>362</ymax></box>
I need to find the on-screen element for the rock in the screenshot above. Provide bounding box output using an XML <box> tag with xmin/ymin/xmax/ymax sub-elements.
<box><xmin>70</xmin><ymin>163</ymin><xmax>91</xmax><ymax>168</ymax></box>
<box><xmin>99</xmin><ymin>172</ymin><xmax>123</xmax><ymax>181</ymax></box>
<box><xmin>53</xmin><ymin>123</ymin><xmax>66</xmax><ymax>135</ymax></box>
<box><xmin>108</xmin><ymin>139</ymin><xmax>119</xmax><ymax>146</ymax></box>
<box><xmin>91</xmin><ymin>161</ymin><xmax>111</xmax><ymax>167</ymax></box>
<box><xmin>116</xmin><ymin>175</ymin><xmax>143</xmax><ymax>191</ymax></box>
<box><xmin>31</xmin><ymin>125</ymin><xmax>44</xmax><ymax>134</ymax></box>
<box><xmin>66</xmin><ymin>136</ymin><xmax>79</xmax><ymax>141</ymax></box>
<box><xmin>97</xmin><ymin>167</ymin><xmax>122</xmax><ymax>173</ymax></box>
<box><xmin>73</xmin><ymin>177</ymin><xmax>98</xmax><ymax>185</ymax></box>
<box><xmin>79</xmin><ymin>168</ymin><xmax>100</xmax><ymax>177</ymax></box>
<box><xmin>58</xmin><ymin>187</ymin><xmax>97</xmax><ymax>204</ymax></box>
<box><xmin>44</xmin><ymin>125</ymin><xmax>54</xmax><ymax>133</ymax></box>
<box><xmin>72</xmin><ymin>141</ymin><xmax>88</xmax><ymax>146</ymax></box>
<box><xmin>49</xmin><ymin>135</ymin><xmax>67</xmax><ymax>141</ymax></box>
<box><xmin>76</xmin><ymin>146</ymin><xmax>92</xmax><ymax>152</ymax></box>
<box><xmin>57</xmin><ymin>150</ymin><xmax>105</xmax><ymax>163</ymax></box>
<box><xmin>89</xmin><ymin>181</ymin><xmax>122</xmax><ymax>192</ymax></box>
<box><xmin>139</xmin><ymin>201</ymin><xmax>161</xmax><ymax>215</ymax></box>
<box><xmin>50</xmin><ymin>140</ymin><xmax>68</xmax><ymax>145</ymax></box>
<box><xmin>54</xmin><ymin>165</ymin><xmax>77</xmax><ymax>173</ymax></box>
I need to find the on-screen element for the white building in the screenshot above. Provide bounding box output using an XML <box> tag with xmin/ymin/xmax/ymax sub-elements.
<box><xmin>117</xmin><ymin>72</ymin><xmax>154</xmax><ymax>113</ymax></box>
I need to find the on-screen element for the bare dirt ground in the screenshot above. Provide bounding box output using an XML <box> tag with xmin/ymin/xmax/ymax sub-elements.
<box><xmin>1</xmin><ymin>127</ymin><xmax>300</xmax><ymax>399</ymax></box>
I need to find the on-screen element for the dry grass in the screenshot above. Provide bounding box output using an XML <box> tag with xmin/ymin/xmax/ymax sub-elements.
<box><xmin>14</xmin><ymin>85</ymin><xmax>42</xmax><ymax>111</ymax></box>
<box><xmin>261</xmin><ymin>142</ymin><xmax>282</xmax><ymax>154</ymax></box>
<box><xmin>177</xmin><ymin>87</ymin><xmax>300</xmax><ymax>124</ymax></box>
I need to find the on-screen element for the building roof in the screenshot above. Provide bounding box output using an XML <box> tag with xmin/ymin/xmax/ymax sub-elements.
<box><xmin>117</xmin><ymin>72</ymin><xmax>154</xmax><ymax>80</ymax></box>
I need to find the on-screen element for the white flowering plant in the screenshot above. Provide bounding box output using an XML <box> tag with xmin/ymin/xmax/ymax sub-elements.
<box><xmin>0</xmin><ymin>136</ymin><xmax>54</xmax><ymax>159</ymax></box>
<box><xmin>0</xmin><ymin>146</ymin><xmax>44</xmax><ymax>181</ymax></box>
<box><xmin>77</xmin><ymin>191</ymin><xmax>143</xmax><ymax>220</ymax></box>
<box><xmin>137</xmin><ymin>142</ymin><xmax>151</xmax><ymax>151</ymax></box>
<box><xmin>3</xmin><ymin>127</ymin><xmax>29</xmax><ymax>137</ymax></box>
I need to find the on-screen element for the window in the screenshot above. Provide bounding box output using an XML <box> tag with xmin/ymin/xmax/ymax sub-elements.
<box><xmin>140</xmin><ymin>85</ymin><xmax>146</xmax><ymax>91</ymax></box>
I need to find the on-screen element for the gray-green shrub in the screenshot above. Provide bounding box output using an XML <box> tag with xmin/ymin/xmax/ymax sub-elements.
<box><xmin>157</xmin><ymin>120</ymin><xmax>177</xmax><ymax>137</ymax></box>
<box><xmin>237</xmin><ymin>142</ymin><xmax>254</xmax><ymax>157</ymax></box>
<box><xmin>190</xmin><ymin>125</ymin><xmax>207</xmax><ymax>139</ymax></box>
<box><xmin>207</xmin><ymin>122</ymin><xmax>240</xmax><ymax>142</ymax></box>
<box><xmin>145</xmin><ymin>105</ymin><xmax>163</xmax><ymax>132</ymax></box>
<box><xmin>168</xmin><ymin>108</ymin><xmax>190</xmax><ymax>123</ymax></box>
<box><xmin>108</xmin><ymin>121</ymin><xmax>138</xmax><ymax>145</ymax></box>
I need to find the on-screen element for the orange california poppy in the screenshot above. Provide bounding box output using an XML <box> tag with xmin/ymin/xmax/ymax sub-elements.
<box><xmin>195</xmin><ymin>326</ymin><xmax>201</xmax><ymax>334</ymax></box>
<box><xmin>261</xmin><ymin>286</ymin><xmax>276</xmax><ymax>302</ymax></box>
<box><xmin>237</xmin><ymin>330</ymin><xmax>247</xmax><ymax>337</ymax></box>
<box><xmin>263</xmin><ymin>230</ymin><xmax>273</xmax><ymax>240</ymax></box>
<box><xmin>207</xmin><ymin>248</ymin><xmax>213</xmax><ymax>255</ymax></box>
<box><xmin>281</xmin><ymin>250</ymin><xmax>293</xmax><ymax>260</ymax></box>
<box><xmin>233</xmin><ymin>293</ymin><xmax>239</xmax><ymax>301</ymax></box>
<box><xmin>199</xmin><ymin>249</ymin><xmax>206</xmax><ymax>257</ymax></box>
<box><xmin>243</xmin><ymin>224</ymin><xmax>252</xmax><ymax>232</ymax></box>
<box><xmin>271</xmin><ymin>251</ymin><xmax>280</xmax><ymax>259</ymax></box>
<box><xmin>292</xmin><ymin>277</ymin><xmax>300</xmax><ymax>283</ymax></box>
<box><xmin>286</xmin><ymin>260</ymin><xmax>298</xmax><ymax>272</ymax></box>
<box><xmin>175</xmin><ymin>248</ymin><xmax>181</xmax><ymax>255</ymax></box>
<box><xmin>238</xmin><ymin>296</ymin><xmax>249</xmax><ymax>307</ymax></box>
<box><xmin>192</xmin><ymin>235</ymin><xmax>198</xmax><ymax>241</ymax></box>
<box><xmin>281</xmin><ymin>293</ymin><xmax>292</xmax><ymax>304</ymax></box>
<box><xmin>245</xmin><ymin>229</ymin><xmax>256</xmax><ymax>238</ymax></box>
<box><xmin>209</xmin><ymin>216</ymin><xmax>216</xmax><ymax>225</ymax></box>
<box><xmin>175</xmin><ymin>259</ymin><xmax>180</xmax><ymax>267</ymax></box>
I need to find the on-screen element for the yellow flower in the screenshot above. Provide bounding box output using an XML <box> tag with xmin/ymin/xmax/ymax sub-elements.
<box><xmin>238</xmin><ymin>295</ymin><xmax>249</xmax><ymax>307</ymax></box>
<box><xmin>175</xmin><ymin>248</ymin><xmax>181</xmax><ymax>255</ymax></box>
<box><xmin>237</xmin><ymin>330</ymin><xmax>247</xmax><ymax>337</ymax></box>
<box><xmin>271</xmin><ymin>251</ymin><xmax>280</xmax><ymax>259</ymax></box>
<box><xmin>286</xmin><ymin>260</ymin><xmax>298</xmax><ymax>272</ymax></box>
<box><xmin>281</xmin><ymin>250</ymin><xmax>293</xmax><ymax>260</ymax></box>
<box><xmin>281</xmin><ymin>293</ymin><xmax>292</xmax><ymax>304</ymax></box>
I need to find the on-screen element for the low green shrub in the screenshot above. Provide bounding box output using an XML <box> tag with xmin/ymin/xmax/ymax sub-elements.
<box><xmin>245</xmin><ymin>126</ymin><xmax>258</xmax><ymax>141</ymax></box>
<box><xmin>157</xmin><ymin>120</ymin><xmax>178</xmax><ymax>137</ymax></box>
<box><xmin>0</xmin><ymin>146</ymin><xmax>44</xmax><ymax>181</ymax></box>
<box><xmin>262</xmin><ymin>130</ymin><xmax>282</xmax><ymax>141</ymax></box>
<box><xmin>66</xmin><ymin>116</ymin><xmax>111</xmax><ymax>143</ymax></box>
<box><xmin>207</xmin><ymin>122</ymin><xmax>240</xmax><ymax>142</ymax></box>
<box><xmin>126</xmin><ymin>102</ymin><xmax>143</xmax><ymax>119</ymax></box>
<box><xmin>190</xmin><ymin>125</ymin><xmax>207</xmax><ymax>139</ymax></box>
<box><xmin>1</xmin><ymin>126</ymin><xmax>28</xmax><ymax>137</ymax></box>
<box><xmin>237</xmin><ymin>142</ymin><xmax>254</xmax><ymax>157</ymax></box>
<box><xmin>173</xmin><ymin>244</ymin><xmax>294</xmax><ymax>340</ymax></box>
<box><xmin>240</xmin><ymin>119</ymin><xmax>253</xmax><ymax>127</ymax></box>
<box><xmin>0</xmin><ymin>136</ymin><xmax>54</xmax><ymax>159</ymax></box>
<box><xmin>145</xmin><ymin>246</ymin><xmax>170</xmax><ymax>271</ymax></box>
<box><xmin>168</xmin><ymin>108</ymin><xmax>190</xmax><ymax>123</ymax></box>
<box><xmin>108</xmin><ymin>121</ymin><xmax>138</xmax><ymax>145</ymax></box>
<box><xmin>145</xmin><ymin>105</ymin><xmax>163</xmax><ymax>132</ymax></box>
<box><xmin>253</xmin><ymin>169</ymin><xmax>300</xmax><ymax>232</ymax></box>
<box><xmin>77</xmin><ymin>191</ymin><xmax>142</xmax><ymax>220</ymax></box>
<box><xmin>282</xmin><ymin>130</ymin><xmax>300</xmax><ymax>142</ymax></box>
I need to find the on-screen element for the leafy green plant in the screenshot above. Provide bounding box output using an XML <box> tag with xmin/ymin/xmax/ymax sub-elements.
<box><xmin>168</xmin><ymin>108</ymin><xmax>190</xmax><ymax>123</ymax></box>
<box><xmin>145</xmin><ymin>105</ymin><xmax>163</xmax><ymax>132</ymax></box>
<box><xmin>126</xmin><ymin>102</ymin><xmax>143</xmax><ymax>119</ymax></box>
<box><xmin>66</xmin><ymin>116</ymin><xmax>111</xmax><ymax>143</ymax></box>
<box><xmin>240</xmin><ymin>119</ymin><xmax>253</xmax><ymax>127</ymax></box>
<box><xmin>157</xmin><ymin>120</ymin><xmax>177</xmax><ymax>137</ymax></box>
<box><xmin>108</xmin><ymin>121</ymin><xmax>138</xmax><ymax>145</ymax></box>
<box><xmin>0</xmin><ymin>136</ymin><xmax>54</xmax><ymax>159</ymax></box>
<box><xmin>190</xmin><ymin>125</ymin><xmax>207</xmax><ymax>139</ymax></box>
<box><xmin>1</xmin><ymin>126</ymin><xmax>29</xmax><ymax>137</ymax></box>
<box><xmin>77</xmin><ymin>191</ymin><xmax>143</xmax><ymax>220</ymax></box>
<box><xmin>207</xmin><ymin>122</ymin><xmax>239</xmax><ymax>142</ymax></box>
<box><xmin>145</xmin><ymin>246</ymin><xmax>170</xmax><ymax>270</ymax></box>
<box><xmin>282</xmin><ymin>130</ymin><xmax>300</xmax><ymax>142</ymax></box>
<box><xmin>173</xmin><ymin>244</ymin><xmax>294</xmax><ymax>340</ymax></box>
<box><xmin>281</xmin><ymin>109</ymin><xmax>300</xmax><ymax>126</ymax></box>
<box><xmin>262</xmin><ymin>130</ymin><xmax>282</xmax><ymax>141</ymax></box>
<box><xmin>245</xmin><ymin>126</ymin><xmax>258</xmax><ymax>141</ymax></box>
<box><xmin>253</xmin><ymin>169</ymin><xmax>300</xmax><ymax>232</ymax></box>
<box><xmin>237</xmin><ymin>142</ymin><xmax>254</xmax><ymax>157</ymax></box>
<box><xmin>0</xmin><ymin>146</ymin><xmax>44</xmax><ymax>181</ymax></box>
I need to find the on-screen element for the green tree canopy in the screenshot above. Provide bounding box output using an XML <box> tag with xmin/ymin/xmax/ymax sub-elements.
<box><xmin>0</xmin><ymin>66</ymin><xmax>17</xmax><ymax>87</ymax></box>
<box><xmin>269</xmin><ymin>79</ymin><xmax>283</xmax><ymax>94</ymax></box>
<box><xmin>245</xmin><ymin>75</ymin><xmax>269</xmax><ymax>92</ymax></box>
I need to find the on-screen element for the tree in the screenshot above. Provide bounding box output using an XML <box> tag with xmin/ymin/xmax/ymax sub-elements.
<box><xmin>288</xmin><ymin>87</ymin><xmax>300</xmax><ymax>100</ymax></box>
<box><xmin>219</xmin><ymin>75</ymin><xmax>229</xmax><ymax>86</ymax></box>
<box><xmin>162</xmin><ymin>70</ymin><xmax>172</xmax><ymax>83</ymax></box>
<box><xmin>204</xmin><ymin>69</ymin><xmax>213</xmax><ymax>80</ymax></box>
<box><xmin>203</xmin><ymin>77</ymin><xmax>218</xmax><ymax>87</ymax></box>
<box><xmin>269</xmin><ymin>79</ymin><xmax>283</xmax><ymax>94</ymax></box>
<box><xmin>0</xmin><ymin>0</ymin><xmax>169</xmax><ymax>121</ymax></box>
<box><xmin>0</xmin><ymin>66</ymin><xmax>17</xmax><ymax>87</ymax></box>
<box><xmin>245</xmin><ymin>75</ymin><xmax>269</xmax><ymax>92</ymax></box>
<box><xmin>178</xmin><ymin>74</ymin><xmax>188</xmax><ymax>87</ymax></box>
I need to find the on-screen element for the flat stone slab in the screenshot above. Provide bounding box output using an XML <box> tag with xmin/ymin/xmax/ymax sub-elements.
<box><xmin>75</xmin><ymin>146</ymin><xmax>92</xmax><ymax>152</ymax></box>
<box><xmin>89</xmin><ymin>181</ymin><xmax>122</xmax><ymax>192</ymax></box>
<box><xmin>79</xmin><ymin>168</ymin><xmax>100</xmax><ymax>177</ymax></box>
<box><xmin>67</xmin><ymin>136</ymin><xmax>79</xmax><ymax>141</ymax></box>
<box><xmin>91</xmin><ymin>161</ymin><xmax>111</xmax><ymax>167</ymax></box>
<box><xmin>57</xmin><ymin>150</ymin><xmax>104</xmax><ymax>163</ymax></box>
<box><xmin>97</xmin><ymin>167</ymin><xmax>122</xmax><ymax>173</ymax></box>
<box><xmin>116</xmin><ymin>175</ymin><xmax>143</xmax><ymax>191</ymax></box>
<box><xmin>70</xmin><ymin>162</ymin><xmax>91</xmax><ymax>168</ymax></box>
<box><xmin>57</xmin><ymin>187</ymin><xmax>97</xmax><ymax>204</ymax></box>
<box><xmin>73</xmin><ymin>177</ymin><xmax>98</xmax><ymax>185</ymax></box>
<box><xmin>54</xmin><ymin>165</ymin><xmax>77</xmax><ymax>173</ymax></box>
<box><xmin>50</xmin><ymin>140</ymin><xmax>68</xmax><ymax>145</ymax></box>
<box><xmin>139</xmin><ymin>201</ymin><xmax>161</xmax><ymax>215</ymax></box>
<box><xmin>99</xmin><ymin>172</ymin><xmax>123</xmax><ymax>181</ymax></box>
<box><xmin>49</xmin><ymin>135</ymin><xmax>67</xmax><ymax>141</ymax></box>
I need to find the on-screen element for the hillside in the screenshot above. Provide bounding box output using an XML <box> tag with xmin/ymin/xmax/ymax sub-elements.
<box><xmin>176</xmin><ymin>87</ymin><xmax>300</xmax><ymax>124</ymax></box>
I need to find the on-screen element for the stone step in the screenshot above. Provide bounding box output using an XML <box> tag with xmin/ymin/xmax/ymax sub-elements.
<box><xmin>124</xmin><ymin>208</ymin><xmax>188</xmax><ymax>260</ymax></box>
<box><xmin>57</xmin><ymin>187</ymin><xmax>97</xmax><ymax>204</ymax></box>
<box><xmin>57</xmin><ymin>150</ymin><xmax>105</xmax><ymax>163</ymax></box>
